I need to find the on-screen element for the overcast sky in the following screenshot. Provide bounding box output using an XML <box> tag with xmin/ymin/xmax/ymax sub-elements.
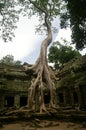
<box><xmin>0</xmin><ymin>15</ymin><xmax>85</xmax><ymax>64</ymax></box>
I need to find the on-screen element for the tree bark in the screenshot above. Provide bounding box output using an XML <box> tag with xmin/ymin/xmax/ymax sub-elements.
<box><xmin>25</xmin><ymin>13</ymin><xmax>58</xmax><ymax>113</ymax></box>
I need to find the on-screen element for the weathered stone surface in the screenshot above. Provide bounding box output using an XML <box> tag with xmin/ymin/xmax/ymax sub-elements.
<box><xmin>55</xmin><ymin>55</ymin><xmax>86</xmax><ymax>110</ymax></box>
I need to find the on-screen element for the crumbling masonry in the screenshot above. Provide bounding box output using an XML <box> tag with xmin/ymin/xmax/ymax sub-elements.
<box><xmin>0</xmin><ymin>55</ymin><xmax>86</xmax><ymax>110</ymax></box>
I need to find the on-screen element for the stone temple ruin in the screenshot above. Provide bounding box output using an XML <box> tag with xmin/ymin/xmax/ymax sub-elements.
<box><xmin>56</xmin><ymin>55</ymin><xmax>86</xmax><ymax>110</ymax></box>
<box><xmin>0</xmin><ymin>55</ymin><xmax>86</xmax><ymax>111</ymax></box>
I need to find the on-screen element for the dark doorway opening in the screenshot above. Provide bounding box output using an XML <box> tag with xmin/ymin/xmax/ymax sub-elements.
<box><xmin>5</xmin><ymin>96</ymin><xmax>14</xmax><ymax>107</ymax></box>
<box><xmin>58</xmin><ymin>93</ymin><xmax>64</xmax><ymax>103</ymax></box>
<box><xmin>79</xmin><ymin>86</ymin><xmax>86</xmax><ymax>109</ymax></box>
<box><xmin>73</xmin><ymin>92</ymin><xmax>78</xmax><ymax>104</ymax></box>
<box><xmin>20</xmin><ymin>96</ymin><xmax>27</xmax><ymax>107</ymax></box>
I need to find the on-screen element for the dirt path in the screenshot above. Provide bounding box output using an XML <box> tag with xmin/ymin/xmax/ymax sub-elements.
<box><xmin>0</xmin><ymin>121</ymin><xmax>86</xmax><ymax>130</ymax></box>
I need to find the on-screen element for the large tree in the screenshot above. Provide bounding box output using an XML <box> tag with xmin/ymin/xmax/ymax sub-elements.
<box><xmin>60</xmin><ymin>0</ymin><xmax>86</xmax><ymax>50</ymax></box>
<box><xmin>21</xmin><ymin>0</ymin><xmax>61</xmax><ymax>113</ymax></box>
<box><xmin>48</xmin><ymin>41</ymin><xmax>81</xmax><ymax>69</ymax></box>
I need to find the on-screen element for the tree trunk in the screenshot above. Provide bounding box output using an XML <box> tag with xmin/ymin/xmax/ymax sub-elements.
<box><xmin>25</xmin><ymin>13</ymin><xmax>58</xmax><ymax>113</ymax></box>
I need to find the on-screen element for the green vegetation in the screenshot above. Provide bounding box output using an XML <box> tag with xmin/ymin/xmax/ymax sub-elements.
<box><xmin>0</xmin><ymin>0</ymin><xmax>86</xmax><ymax>51</ymax></box>
<box><xmin>0</xmin><ymin>55</ymin><xmax>22</xmax><ymax>65</ymax></box>
<box><xmin>48</xmin><ymin>40</ymin><xmax>81</xmax><ymax>69</ymax></box>
<box><xmin>60</xmin><ymin>0</ymin><xmax>86</xmax><ymax>49</ymax></box>
<box><xmin>0</xmin><ymin>0</ymin><xmax>19</xmax><ymax>42</ymax></box>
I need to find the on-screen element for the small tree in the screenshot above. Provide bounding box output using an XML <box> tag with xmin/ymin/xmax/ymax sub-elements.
<box><xmin>48</xmin><ymin>41</ymin><xmax>81</xmax><ymax>69</ymax></box>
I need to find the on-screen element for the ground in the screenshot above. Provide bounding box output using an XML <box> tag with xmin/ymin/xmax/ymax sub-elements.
<box><xmin>0</xmin><ymin>120</ymin><xmax>86</xmax><ymax>130</ymax></box>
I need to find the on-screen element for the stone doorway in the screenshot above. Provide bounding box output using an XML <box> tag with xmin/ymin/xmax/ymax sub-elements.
<box><xmin>58</xmin><ymin>93</ymin><xmax>64</xmax><ymax>104</ymax></box>
<box><xmin>20</xmin><ymin>96</ymin><xmax>27</xmax><ymax>107</ymax></box>
<box><xmin>4</xmin><ymin>96</ymin><xmax>14</xmax><ymax>107</ymax></box>
<box><xmin>73</xmin><ymin>92</ymin><xmax>78</xmax><ymax>105</ymax></box>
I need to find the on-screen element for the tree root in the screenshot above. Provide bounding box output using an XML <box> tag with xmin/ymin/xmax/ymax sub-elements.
<box><xmin>24</xmin><ymin>58</ymin><xmax>58</xmax><ymax>113</ymax></box>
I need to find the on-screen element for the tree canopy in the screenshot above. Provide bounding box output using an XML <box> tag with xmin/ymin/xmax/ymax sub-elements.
<box><xmin>0</xmin><ymin>55</ymin><xmax>22</xmax><ymax>65</ymax></box>
<box><xmin>0</xmin><ymin>0</ymin><xmax>61</xmax><ymax>42</ymax></box>
<box><xmin>0</xmin><ymin>0</ymin><xmax>20</xmax><ymax>42</ymax></box>
<box><xmin>0</xmin><ymin>0</ymin><xmax>86</xmax><ymax>51</ymax></box>
<box><xmin>48</xmin><ymin>41</ymin><xmax>81</xmax><ymax>69</ymax></box>
<box><xmin>60</xmin><ymin>0</ymin><xmax>86</xmax><ymax>50</ymax></box>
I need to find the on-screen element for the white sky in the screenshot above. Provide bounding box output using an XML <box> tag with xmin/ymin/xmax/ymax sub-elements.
<box><xmin>0</xmin><ymin>16</ymin><xmax>85</xmax><ymax>64</ymax></box>
<box><xmin>0</xmin><ymin>16</ymin><xmax>41</xmax><ymax>63</ymax></box>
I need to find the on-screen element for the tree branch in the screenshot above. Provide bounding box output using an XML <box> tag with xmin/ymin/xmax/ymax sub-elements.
<box><xmin>29</xmin><ymin>0</ymin><xmax>47</xmax><ymax>14</ymax></box>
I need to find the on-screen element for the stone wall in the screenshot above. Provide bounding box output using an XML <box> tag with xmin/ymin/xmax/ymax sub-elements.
<box><xmin>56</xmin><ymin>55</ymin><xmax>86</xmax><ymax>110</ymax></box>
<box><xmin>0</xmin><ymin>63</ymin><xmax>30</xmax><ymax>109</ymax></box>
